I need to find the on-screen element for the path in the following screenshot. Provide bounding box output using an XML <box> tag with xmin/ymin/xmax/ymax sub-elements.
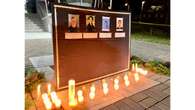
<box><xmin>131</xmin><ymin>40</ymin><xmax>170</xmax><ymax>63</ymax></box>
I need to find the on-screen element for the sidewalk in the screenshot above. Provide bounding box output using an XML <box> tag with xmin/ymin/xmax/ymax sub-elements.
<box><xmin>100</xmin><ymin>73</ymin><xmax>170</xmax><ymax>110</ymax></box>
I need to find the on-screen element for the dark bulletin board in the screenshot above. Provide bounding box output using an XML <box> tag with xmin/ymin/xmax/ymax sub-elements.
<box><xmin>52</xmin><ymin>4</ymin><xmax>131</xmax><ymax>90</ymax></box>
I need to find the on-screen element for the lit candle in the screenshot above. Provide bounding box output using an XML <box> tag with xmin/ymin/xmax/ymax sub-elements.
<box><xmin>37</xmin><ymin>84</ymin><xmax>41</xmax><ymax>99</ymax></box>
<box><xmin>114</xmin><ymin>78</ymin><xmax>119</xmax><ymax>90</ymax></box>
<box><xmin>90</xmin><ymin>84</ymin><xmax>96</xmax><ymax>93</ymax></box>
<box><xmin>135</xmin><ymin>63</ymin><xmax>138</xmax><ymax>72</ymax></box>
<box><xmin>77</xmin><ymin>90</ymin><xmax>84</xmax><ymax>103</ymax></box>
<box><xmin>124</xmin><ymin>74</ymin><xmax>130</xmax><ymax>87</ymax></box>
<box><xmin>134</xmin><ymin>73</ymin><xmax>140</xmax><ymax>82</ymax></box>
<box><xmin>141</xmin><ymin>69</ymin><xmax>148</xmax><ymax>75</ymax></box>
<box><xmin>42</xmin><ymin>93</ymin><xmax>52</xmax><ymax>110</ymax></box>
<box><xmin>51</xmin><ymin>91</ymin><xmax>58</xmax><ymax>103</ymax></box>
<box><xmin>47</xmin><ymin>83</ymin><xmax>51</xmax><ymax>95</ymax></box>
<box><xmin>136</xmin><ymin>68</ymin><xmax>141</xmax><ymax>73</ymax></box>
<box><xmin>68</xmin><ymin>79</ymin><xmax>77</xmax><ymax>106</ymax></box>
<box><xmin>45</xmin><ymin>100</ymin><xmax>52</xmax><ymax>110</ymax></box>
<box><xmin>102</xmin><ymin>80</ymin><xmax>109</xmax><ymax>95</ymax></box>
<box><xmin>89</xmin><ymin>84</ymin><xmax>96</xmax><ymax>100</ymax></box>
<box><xmin>132</xmin><ymin>64</ymin><xmax>135</xmax><ymax>72</ymax></box>
<box><xmin>54</xmin><ymin>99</ymin><xmax>61</xmax><ymax>109</ymax></box>
<box><xmin>89</xmin><ymin>92</ymin><xmax>95</xmax><ymax>100</ymax></box>
<box><xmin>50</xmin><ymin>91</ymin><xmax>62</xmax><ymax>108</ymax></box>
<box><xmin>143</xmin><ymin>70</ymin><xmax>148</xmax><ymax>75</ymax></box>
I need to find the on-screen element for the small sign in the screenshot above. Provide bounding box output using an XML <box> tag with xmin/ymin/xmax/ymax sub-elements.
<box><xmin>65</xmin><ymin>33</ymin><xmax>82</xmax><ymax>39</ymax></box>
<box><xmin>99</xmin><ymin>33</ymin><xmax>112</xmax><ymax>38</ymax></box>
<box><xmin>115</xmin><ymin>32</ymin><xmax>126</xmax><ymax>38</ymax></box>
<box><xmin>83</xmin><ymin>33</ymin><xmax>98</xmax><ymax>39</ymax></box>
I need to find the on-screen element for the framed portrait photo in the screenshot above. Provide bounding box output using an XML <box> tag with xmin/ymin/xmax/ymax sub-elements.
<box><xmin>86</xmin><ymin>15</ymin><xmax>96</xmax><ymax>32</ymax></box>
<box><xmin>102</xmin><ymin>16</ymin><xmax>110</xmax><ymax>31</ymax></box>
<box><xmin>68</xmin><ymin>14</ymin><xmax>79</xmax><ymax>32</ymax></box>
<box><xmin>116</xmin><ymin>17</ymin><xmax>123</xmax><ymax>31</ymax></box>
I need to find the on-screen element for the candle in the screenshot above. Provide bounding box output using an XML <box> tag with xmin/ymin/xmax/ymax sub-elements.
<box><xmin>50</xmin><ymin>91</ymin><xmax>62</xmax><ymax>108</ymax></box>
<box><xmin>132</xmin><ymin>64</ymin><xmax>135</xmax><ymax>72</ymax></box>
<box><xmin>89</xmin><ymin>91</ymin><xmax>95</xmax><ymax>100</ymax></box>
<box><xmin>54</xmin><ymin>99</ymin><xmax>61</xmax><ymax>109</ymax></box>
<box><xmin>42</xmin><ymin>93</ymin><xmax>52</xmax><ymax>110</ymax></box>
<box><xmin>45</xmin><ymin>100</ymin><xmax>52</xmax><ymax>110</ymax></box>
<box><xmin>77</xmin><ymin>90</ymin><xmax>84</xmax><ymax>103</ymax></box>
<box><xmin>124</xmin><ymin>74</ymin><xmax>130</xmax><ymax>87</ymax></box>
<box><xmin>135</xmin><ymin>63</ymin><xmax>138</xmax><ymax>72</ymax></box>
<box><xmin>141</xmin><ymin>69</ymin><xmax>148</xmax><ymax>75</ymax></box>
<box><xmin>103</xmin><ymin>87</ymin><xmax>109</xmax><ymax>95</ymax></box>
<box><xmin>51</xmin><ymin>91</ymin><xmax>58</xmax><ymax>103</ymax></box>
<box><xmin>68</xmin><ymin>79</ymin><xmax>77</xmax><ymax>106</ymax></box>
<box><xmin>134</xmin><ymin>73</ymin><xmax>140</xmax><ymax>82</ymax></box>
<box><xmin>143</xmin><ymin>70</ymin><xmax>148</xmax><ymax>75</ymax></box>
<box><xmin>90</xmin><ymin>84</ymin><xmax>96</xmax><ymax>93</ymax></box>
<box><xmin>47</xmin><ymin>83</ymin><xmax>51</xmax><ymax>95</ymax></box>
<box><xmin>37</xmin><ymin>84</ymin><xmax>41</xmax><ymax>99</ymax></box>
<box><xmin>102</xmin><ymin>80</ymin><xmax>109</xmax><ymax>95</ymax></box>
<box><xmin>114</xmin><ymin>78</ymin><xmax>119</xmax><ymax>90</ymax></box>
<box><xmin>89</xmin><ymin>84</ymin><xmax>96</xmax><ymax>100</ymax></box>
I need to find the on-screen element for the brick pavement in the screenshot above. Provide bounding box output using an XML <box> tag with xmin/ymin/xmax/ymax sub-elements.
<box><xmin>100</xmin><ymin>73</ymin><xmax>170</xmax><ymax>110</ymax></box>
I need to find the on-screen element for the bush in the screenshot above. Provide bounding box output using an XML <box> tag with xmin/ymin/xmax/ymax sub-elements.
<box><xmin>131</xmin><ymin>56</ymin><xmax>170</xmax><ymax>76</ymax></box>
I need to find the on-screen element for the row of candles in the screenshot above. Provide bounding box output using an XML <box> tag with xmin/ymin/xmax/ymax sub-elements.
<box><xmin>38</xmin><ymin>63</ymin><xmax>147</xmax><ymax>109</ymax></box>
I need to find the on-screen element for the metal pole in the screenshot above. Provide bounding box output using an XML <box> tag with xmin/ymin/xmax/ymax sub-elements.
<box><xmin>44</xmin><ymin>0</ymin><xmax>49</xmax><ymax>15</ymax></box>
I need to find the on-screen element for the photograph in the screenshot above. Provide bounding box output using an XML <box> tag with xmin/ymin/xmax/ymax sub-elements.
<box><xmin>86</xmin><ymin>15</ymin><xmax>96</xmax><ymax>32</ymax></box>
<box><xmin>102</xmin><ymin>16</ymin><xmax>110</xmax><ymax>31</ymax></box>
<box><xmin>116</xmin><ymin>17</ymin><xmax>123</xmax><ymax>31</ymax></box>
<box><xmin>68</xmin><ymin>14</ymin><xmax>79</xmax><ymax>32</ymax></box>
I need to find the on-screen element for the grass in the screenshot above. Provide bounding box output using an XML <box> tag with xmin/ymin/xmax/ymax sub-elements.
<box><xmin>131</xmin><ymin>56</ymin><xmax>170</xmax><ymax>76</ymax></box>
<box><xmin>131</xmin><ymin>32</ymin><xmax>170</xmax><ymax>45</ymax></box>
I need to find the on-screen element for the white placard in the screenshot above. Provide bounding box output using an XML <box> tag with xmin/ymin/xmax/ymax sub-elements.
<box><xmin>65</xmin><ymin>33</ymin><xmax>82</xmax><ymax>39</ymax></box>
<box><xmin>115</xmin><ymin>32</ymin><xmax>125</xmax><ymax>38</ymax></box>
<box><xmin>83</xmin><ymin>33</ymin><xmax>98</xmax><ymax>39</ymax></box>
<box><xmin>99</xmin><ymin>33</ymin><xmax>112</xmax><ymax>38</ymax></box>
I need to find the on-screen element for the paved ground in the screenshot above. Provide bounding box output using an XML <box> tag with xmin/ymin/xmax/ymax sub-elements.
<box><xmin>25</xmin><ymin>33</ymin><xmax>170</xmax><ymax>110</ymax></box>
<box><xmin>131</xmin><ymin>40</ymin><xmax>170</xmax><ymax>63</ymax></box>
<box><xmin>25</xmin><ymin>34</ymin><xmax>170</xmax><ymax>66</ymax></box>
<box><xmin>100</xmin><ymin>73</ymin><xmax>170</xmax><ymax>110</ymax></box>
